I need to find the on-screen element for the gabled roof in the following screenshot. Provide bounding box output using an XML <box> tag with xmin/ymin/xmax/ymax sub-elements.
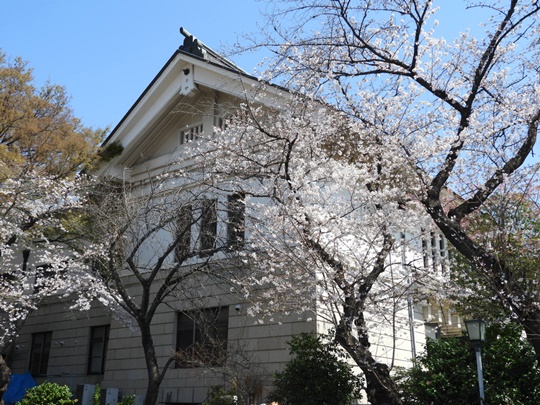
<box><xmin>101</xmin><ymin>28</ymin><xmax>260</xmax><ymax>148</ymax></box>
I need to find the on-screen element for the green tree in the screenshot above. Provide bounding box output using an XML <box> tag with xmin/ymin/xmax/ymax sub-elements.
<box><xmin>268</xmin><ymin>333</ymin><xmax>363</xmax><ymax>405</ymax></box>
<box><xmin>397</xmin><ymin>323</ymin><xmax>540</xmax><ymax>404</ymax></box>
<box><xmin>0</xmin><ymin>50</ymin><xmax>105</xmax><ymax>404</ymax></box>
<box><xmin>450</xmin><ymin>177</ymin><xmax>540</xmax><ymax>324</ymax></box>
<box><xmin>0</xmin><ymin>51</ymin><xmax>102</xmax><ymax>179</ymax></box>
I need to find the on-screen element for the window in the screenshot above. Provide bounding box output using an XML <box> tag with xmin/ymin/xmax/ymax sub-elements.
<box><xmin>29</xmin><ymin>331</ymin><xmax>52</xmax><ymax>376</ymax></box>
<box><xmin>214</xmin><ymin>115</ymin><xmax>224</xmax><ymax>132</ymax></box>
<box><xmin>227</xmin><ymin>193</ymin><xmax>245</xmax><ymax>249</ymax></box>
<box><xmin>422</xmin><ymin>237</ymin><xmax>430</xmax><ymax>269</ymax></box>
<box><xmin>199</xmin><ymin>199</ymin><xmax>217</xmax><ymax>255</ymax></box>
<box><xmin>439</xmin><ymin>236</ymin><xmax>448</xmax><ymax>274</ymax></box>
<box><xmin>175</xmin><ymin>204</ymin><xmax>193</xmax><ymax>262</ymax></box>
<box><xmin>422</xmin><ymin>231</ymin><xmax>449</xmax><ymax>274</ymax></box>
<box><xmin>88</xmin><ymin>325</ymin><xmax>109</xmax><ymax>375</ymax></box>
<box><xmin>174</xmin><ymin>195</ymin><xmax>245</xmax><ymax>259</ymax></box>
<box><xmin>430</xmin><ymin>231</ymin><xmax>438</xmax><ymax>268</ymax></box>
<box><xmin>424</xmin><ymin>322</ymin><xmax>441</xmax><ymax>340</ymax></box>
<box><xmin>179</xmin><ymin>123</ymin><xmax>203</xmax><ymax>144</ymax></box>
<box><xmin>176</xmin><ymin>307</ymin><xmax>229</xmax><ymax>367</ymax></box>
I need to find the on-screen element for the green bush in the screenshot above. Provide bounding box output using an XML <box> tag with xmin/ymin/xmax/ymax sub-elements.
<box><xmin>118</xmin><ymin>394</ymin><xmax>135</xmax><ymax>405</ymax></box>
<box><xmin>91</xmin><ymin>383</ymin><xmax>134</xmax><ymax>405</ymax></box>
<box><xmin>16</xmin><ymin>381</ymin><xmax>76</xmax><ymax>405</ymax></box>
<box><xmin>268</xmin><ymin>333</ymin><xmax>362</xmax><ymax>405</ymax></box>
<box><xmin>203</xmin><ymin>386</ymin><xmax>238</xmax><ymax>405</ymax></box>
<box><xmin>396</xmin><ymin>323</ymin><xmax>540</xmax><ymax>404</ymax></box>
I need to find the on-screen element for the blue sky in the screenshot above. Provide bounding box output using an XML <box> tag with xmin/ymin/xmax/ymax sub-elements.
<box><xmin>1</xmin><ymin>1</ymin><xmax>269</xmax><ymax>131</ymax></box>
<box><xmin>1</xmin><ymin>1</ymin><xmax>486</xmax><ymax>134</ymax></box>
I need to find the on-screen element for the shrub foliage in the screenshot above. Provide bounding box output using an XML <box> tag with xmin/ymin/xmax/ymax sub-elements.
<box><xmin>268</xmin><ymin>333</ymin><xmax>362</xmax><ymax>405</ymax></box>
<box><xmin>397</xmin><ymin>323</ymin><xmax>540</xmax><ymax>404</ymax></box>
<box><xmin>16</xmin><ymin>382</ymin><xmax>76</xmax><ymax>405</ymax></box>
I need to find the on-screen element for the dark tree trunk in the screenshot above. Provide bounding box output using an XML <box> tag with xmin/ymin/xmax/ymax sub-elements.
<box><xmin>144</xmin><ymin>378</ymin><xmax>161</xmax><ymax>405</ymax></box>
<box><xmin>140</xmin><ymin>323</ymin><xmax>162</xmax><ymax>405</ymax></box>
<box><xmin>336</xmin><ymin>326</ymin><xmax>403</xmax><ymax>405</ymax></box>
<box><xmin>322</xmin><ymin>232</ymin><xmax>401</xmax><ymax>404</ymax></box>
<box><xmin>363</xmin><ymin>365</ymin><xmax>403</xmax><ymax>405</ymax></box>
<box><xmin>0</xmin><ymin>355</ymin><xmax>10</xmax><ymax>405</ymax></box>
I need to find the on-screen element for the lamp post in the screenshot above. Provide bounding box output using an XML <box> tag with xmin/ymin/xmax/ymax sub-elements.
<box><xmin>465</xmin><ymin>319</ymin><xmax>487</xmax><ymax>405</ymax></box>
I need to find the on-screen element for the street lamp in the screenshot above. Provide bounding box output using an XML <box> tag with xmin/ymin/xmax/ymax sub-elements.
<box><xmin>465</xmin><ymin>319</ymin><xmax>487</xmax><ymax>405</ymax></box>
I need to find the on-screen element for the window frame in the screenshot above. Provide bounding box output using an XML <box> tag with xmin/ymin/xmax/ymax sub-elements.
<box><xmin>179</xmin><ymin>122</ymin><xmax>203</xmax><ymax>145</ymax></box>
<box><xmin>87</xmin><ymin>325</ymin><xmax>110</xmax><ymax>375</ymax></box>
<box><xmin>175</xmin><ymin>306</ymin><xmax>229</xmax><ymax>368</ymax></box>
<box><xmin>175</xmin><ymin>204</ymin><xmax>193</xmax><ymax>262</ymax></box>
<box><xmin>424</xmin><ymin>322</ymin><xmax>441</xmax><ymax>340</ymax></box>
<box><xmin>29</xmin><ymin>331</ymin><xmax>52</xmax><ymax>377</ymax></box>
<box><xmin>198</xmin><ymin>199</ymin><xmax>218</xmax><ymax>256</ymax></box>
<box><xmin>227</xmin><ymin>193</ymin><xmax>245</xmax><ymax>249</ymax></box>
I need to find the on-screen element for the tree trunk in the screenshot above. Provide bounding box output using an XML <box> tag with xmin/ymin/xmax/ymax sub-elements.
<box><xmin>140</xmin><ymin>323</ymin><xmax>162</xmax><ymax>405</ymax></box>
<box><xmin>363</xmin><ymin>365</ymin><xmax>403</xmax><ymax>405</ymax></box>
<box><xmin>144</xmin><ymin>378</ymin><xmax>161</xmax><ymax>405</ymax></box>
<box><xmin>0</xmin><ymin>355</ymin><xmax>10</xmax><ymax>405</ymax></box>
<box><xmin>336</xmin><ymin>327</ymin><xmax>403</xmax><ymax>405</ymax></box>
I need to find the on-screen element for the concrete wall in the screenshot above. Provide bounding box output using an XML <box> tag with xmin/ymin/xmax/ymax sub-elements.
<box><xmin>8</xmin><ymin>294</ymin><xmax>317</xmax><ymax>404</ymax></box>
<box><xmin>7</xmin><ymin>298</ymin><xmax>111</xmax><ymax>391</ymax></box>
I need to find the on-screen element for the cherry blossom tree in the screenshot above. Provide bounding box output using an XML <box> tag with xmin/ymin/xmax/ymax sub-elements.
<box><xmin>247</xmin><ymin>0</ymin><xmax>540</xmax><ymax>366</ymax></box>
<box><xmin>0</xmin><ymin>50</ymin><xmax>104</xmax><ymax>403</ymax></box>
<box><xmin>0</xmin><ymin>175</ymin><xmax>108</xmax><ymax>347</ymax></box>
<box><xmin>184</xmin><ymin>99</ymin><xmax>430</xmax><ymax>405</ymax></box>
<box><xmin>85</xmin><ymin>168</ymin><xmax>247</xmax><ymax>405</ymax></box>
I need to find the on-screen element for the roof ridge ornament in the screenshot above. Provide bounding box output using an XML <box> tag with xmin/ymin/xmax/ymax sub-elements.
<box><xmin>179</xmin><ymin>27</ymin><xmax>249</xmax><ymax>75</ymax></box>
<box><xmin>179</xmin><ymin>27</ymin><xmax>206</xmax><ymax>59</ymax></box>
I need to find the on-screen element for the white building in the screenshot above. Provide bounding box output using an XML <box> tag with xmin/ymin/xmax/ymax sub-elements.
<box><xmin>6</xmin><ymin>29</ymin><xmax>449</xmax><ymax>405</ymax></box>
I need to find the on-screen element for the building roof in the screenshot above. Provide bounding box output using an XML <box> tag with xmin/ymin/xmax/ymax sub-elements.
<box><xmin>102</xmin><ymin>28</ymin><xmax>258</xmax><ymax>147</ymax></box>
<box><xmin>178</xmin><ymin>27</ymin><xmax>249</xmax><ymax>75</ymax></box>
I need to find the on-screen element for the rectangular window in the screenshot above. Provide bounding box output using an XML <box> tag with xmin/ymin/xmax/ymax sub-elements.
<box><xmin>88</xmin><ymin>325</ymin><xmax>110</xmax><ymax>375</ymax></box>
<box><xmin>439</xmin><ymin>236</ymin><xmax>447</xmax><ymax>274</ymax></box>
<box><xmin>176</xmin><ymin>307</ymin><xmax>228</xmax><ymax>368</ymax></box>
<box><xmin>199</xmin><ymin>199</ymin><xmax>217</xmax><ymax>255</ymax></box>
<box><xmin>227</xmin><ymin>193</ymin><xmax>245</xmax><ymax>249</ymax></box>
<box><xmin>175</xmin><ymin>204</ymin><xmax>193</xmax><ymax>262</ymax></box>
<box><xmin>214</xmin><ymin>115</ymin><xmax>224</xmax><ymax>132</ymax></box>
<box><xmin>29</xmin><ymin>331</ymin><xmax>52</xmax><ymax>376</ymax></box>
<box><xmin>422</xmin><ymin>237</ymin><xmax>430</xmax><ymax>269</ymax></box>
<box><xmin>430</xmin><ymin>232</ymin><xmax>438</xmax><ymax>269</ymax></box>
<box><xmin>424</xmin><ymin>322</ymin><xmax>441</xmax><ymax>340</ymax></box>
<box><xmin>179</xmin><ymin>123</ymin><xmax>203</xmax><ymax>144</ymax></box>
